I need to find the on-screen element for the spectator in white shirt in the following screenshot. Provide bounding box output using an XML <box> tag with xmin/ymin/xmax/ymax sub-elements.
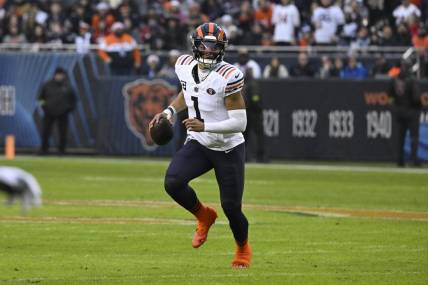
<box><xmin>75</xmin><ymin>22</ymin><xmax>92</xmax><ymax>54</ymax></box>
<box><xmin>272</xmin><ymin>0</ymin><xmax>300</xmax><ymax>45</ymax></box>
<box><xmin>311</xmin><ymin>0</ymin><xmax>345</xmax><ymax>45</ymax></box>
<box><xmin>234</xmin><ymin>48</ymin><xmax>262</xmax><ymax>79</ymax></box>
<box><xmin>393</xmin><ymin>0</ymin><xmax>421</xmax><ymax>26</ymax></box>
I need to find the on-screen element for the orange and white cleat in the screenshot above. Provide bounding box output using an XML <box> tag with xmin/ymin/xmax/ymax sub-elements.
<box><xmin>231</xmin><ymin>241</ymin><xmax>252</xmax><ymax>268</ymax></box>
<box><xmin>192</xmin><ymin>206</ymin><xmax>218</xmax><ymax>248</ymax></box>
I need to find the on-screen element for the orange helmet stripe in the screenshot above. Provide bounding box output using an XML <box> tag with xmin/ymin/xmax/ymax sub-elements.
<box><xmin>197</xmin><ymin>26</ymin><xmax>203</xmax><ymax>38</ymax></box>
<box><xmin>218</xmin><ymin>29</ymin><xmax>225</xmax><ymax>41</ymax></box>
<box><xmin>208</xmin><ymin>23</ymin><xmax>214</xmax><ymax>34</ymax></box>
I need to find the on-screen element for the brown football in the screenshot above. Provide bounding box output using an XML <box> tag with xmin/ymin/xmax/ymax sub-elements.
<box><xmin>150</xmin><ymin>117</ymin><xmax>173</xmax><ymax>145</ymax></box>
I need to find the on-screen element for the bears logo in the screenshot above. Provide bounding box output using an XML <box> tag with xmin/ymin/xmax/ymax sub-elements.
<box><xmin>122</xmin><ymin>79</ymin><xmax>175</xmax><ymax>150</ymax></box>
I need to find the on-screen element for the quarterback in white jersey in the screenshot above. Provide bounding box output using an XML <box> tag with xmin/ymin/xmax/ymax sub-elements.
<box><xmin>0</xmin><ymin>166</ymin><xmax>42</xmax><ymax>212</ymax></box>
<box><xmin>174</xmin><ymin>53</ymin><xmax>245</xmax><ymax>151</ymax></box>
<box><xmin>150</xmin><ymin>22</ymin><xmax>251</xmax><ymax>268</ymax></box>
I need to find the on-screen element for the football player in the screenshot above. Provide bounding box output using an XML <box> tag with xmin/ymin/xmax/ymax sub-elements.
<box><xmin>0</xmin><ymin>166</ymin><xmax>42</xmax><ymax>213</ymax></box>
<box><xmin>150</xmin><ymin>22</ymin><xmax>252</xmax><ymax>268</ymax></box>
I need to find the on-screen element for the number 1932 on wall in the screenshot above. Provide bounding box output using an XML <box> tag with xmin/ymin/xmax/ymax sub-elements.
<box><xmin>291</xmin><ymin>109</ymin><xmax>394</xmax><ymax>139</ymax></box>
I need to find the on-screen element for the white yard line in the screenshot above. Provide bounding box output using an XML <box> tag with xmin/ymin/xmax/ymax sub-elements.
<box><xmin>0</xmin><ymin>216</ymin><xmax>221</xmax><ymax>225</ymax></box>
<box><xmin>7</xmin><ymin>155</ymin><xmax>428</xmax><ymax>174</ymax></box>
<box><xmin>19</xmin><ymin>199</ymin><xmax>428</xmax><ymax>222</ymax></box>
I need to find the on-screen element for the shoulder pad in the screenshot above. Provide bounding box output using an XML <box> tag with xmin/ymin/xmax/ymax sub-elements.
<box><xmin>176</xmin><ymin>55</ymin><xmax>195</xmax><ymax>66</ymax></box>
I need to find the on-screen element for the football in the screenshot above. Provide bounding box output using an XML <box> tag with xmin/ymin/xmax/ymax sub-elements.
<box><xmin>150</xmin><ymin>117</ymin><xmax>173</xmax><ymax>145</ymax></box>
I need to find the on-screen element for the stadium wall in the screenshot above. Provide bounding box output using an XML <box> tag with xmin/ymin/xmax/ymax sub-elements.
<box><xmin>0</xmin><ymin>53</ymin><xmax>427</xmax><ymax>161</ymax></box>
<box><xmin>260</xmin><ymin>79</ymin><xmax>428</xmax><ymax>161</ymax></box>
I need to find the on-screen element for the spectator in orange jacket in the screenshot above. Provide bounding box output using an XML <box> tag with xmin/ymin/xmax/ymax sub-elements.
<box><xmin>98</xmin><ymin>22</ymin><xmax>141</xmax><ymax>75</ymax></box>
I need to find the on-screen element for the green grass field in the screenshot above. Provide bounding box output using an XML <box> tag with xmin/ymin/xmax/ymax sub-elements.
<box><xmin>0</xmin><ymin>156</ymin><xmax>427</xmax><ymax>284</ymax></box>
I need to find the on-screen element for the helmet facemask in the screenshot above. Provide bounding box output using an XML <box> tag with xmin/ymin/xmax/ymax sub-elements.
<box><xmin>192</xmin><ymin>35</ymin><xmax>226</xmax><ymax>70</ymax></box>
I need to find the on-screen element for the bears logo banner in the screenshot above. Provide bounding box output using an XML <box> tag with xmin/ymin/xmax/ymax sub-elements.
<box><xmin>122</xmin><ymin>79</ymin><xmax>176</xmax><ymax>150</ymax></box>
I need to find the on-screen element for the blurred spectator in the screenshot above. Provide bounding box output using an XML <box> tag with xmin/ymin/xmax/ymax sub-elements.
<box><xmin>370</xmin><ymin>54</ymin><xmax>391</xmax><ymax>78</ymax></box>
<box><xmin>260</xmin><ymin>29</ymin><xmax>274</xmax><ymax>46</ymax></box>
<box><xmin>75</xmin><ymin>21</ymin><xmax>91</xmax><ymax>54</ymax></box>
<box><xmin>298</xmin><ymin>24</ymin><xmax>314</xmax><ymax>47</ymax></box>
<box><xmin>294</xmin><ymin>0</ymin><xmax>312</xmax><ymax>24</ymax></box>
<box><xmin>139</xmin><ymin>9</ymin><xmax>166</xmax><ymax>50</ymax></box>
<box><xmin>98</xmin><ymin>22</ymin><xmax>141</xmax><ymax>75</ymax></box>
<box><xmin>201</xmin><ymin>0</ymin><xmax>224</xmax><ymax>21</ymax></box>
<box><xmin>350</xmin><ymin>26</ymin><xmax>370</xmax><ymax>50</ymax></box>
<box><xmin>38</xmin><ymin>67</ymin><xmax>77</xmax><ymax>155</ymax></box>
<box><xmin>187</xmin><ymin>3</ymin><xmax>209</xmax><ymax>28</ymax></box>
<box><xmin>396</xmin><ymin>23</ymin><xmax>412</xmax><ymax>46</ymax></box>
<box><xmin>166</xmin><ymin>0</ymin><xmax>188</xmax><ymax>23</ymax></box>
<box><xmin>393</xmin><ymin>0</ymin><xmax>421</xmax><ymax>25</ymax></box>
<box><xmin>290</xmin><ymin>52</ymin><xmax>316</xmax><ymax>77</ymax></box>
<box><xmin>380</xmin><ymin>24</ymin><xmax>402</xmax><ymax>46</ymax></box>
<box><xmin>318</xmin><ymin>55</ymin><xmax>335</xmax><ymax>78</ymax></box>
<box><xmin>340</xmin><ymin>55</ymin><xmax>368</xmax><ymax>79</ymax></box>
<box><xmin>366</xmin><ymin>0</ymin><xmax>385</xmax><ymax>24</ymax></box>
<box><xmin>162</xmin><ymin>17</ymin><xmax>187</xmax><ymax>51</ymax></box>
<box><xmin>240</xmin><ymin>22</ymin><xmax>263</xmax><ymax>45</ymax></box>
<box><xmin>254</xmin><ymin>0</ymin><xmax>273</xmax><ymax>31</ymax></box>
<box><xmin>412</xmin><ymin>27</ymin><xmax>428</xmax><ymax>76</ymax></box>
<box><xmin>234</xmin><ymin>47</ymin><xmax>262</xmax><ymax>79</ymax></box>
<box><xmin>116</xmin><ymin>2</ymin><xmax>139</xmax><ymax>28</ymax></box>
<box><xmin>46</xmin><ymin>21</ymin><xmax>65</xmax><ymax>44</ymax></box>
<box><xmin>412</xmin><ymin>27</ymin><xmax>428</xmax><ymax>50</ymax></box>
<box><xmin>242</xmin><ymin>68</ymin><xmax>267</xmax><ymax>163</ymax></box>
<box><xmin>340</xmin><ymin>13</ymin><xmax>359</xmax><ymax>45</ymax></box>
<box><xmin>0</xmin><ymin>1</ymin><xmax>5</xmax><ymax>20</ymax></box>
<box><xmin>237</xmin><ymin>1</ymin><xmax>254</xmax><ymax>35</ymax></box>
<box><xmin>222</xmin><ymin>0</ymin><xmax>242</xmax><ymax>17</ymax></box>
<box><xmin>46</xmin><ymin>1</ymin><xmax>65</xmax><ymax>26</ymax></box>
<box><xmin>311</xmin><ymin>0</ymin><xmax>345</xmax><ymax>45</ymax></box>
<box><xmin>142</xmin><ymin>54</ymin><xmax>161</xmax><ymax>79</ymax></box>
<box><xmin>220</xmin><ymin>14</ymin><xmax>240</xmax><ymax>45</ymax></box>
<box><xmin>68</xmin><ymin>4</ymin><xmax>91</xmax><ymax>34</ymax></box>
<box><xmin>407</xmin><ymin>14</ymin><xmax>420</xmax><ymax>37</ymax></box>
<box><xmin>158</xmin><ymin>49</ymin><xmax>180</xmax><ymax>80</ymax></box>
<box><xmin>272</xmin><ymin>0</ymin><xmax>300</xmax><ymax>45</ymax></box>
<box><xmin>331</xmin><ymin>57</ymin><xmax>344</xmax><ymax>77</ymax></box>
<box><xmin>3</xmin><ymin>24</ymin><xmax>26</xmax><ymax>44</ymax></box>
<box><xmin>27</xmin><ymin>24</ymin><xmax>46</xmax><ymax>44</ymax></box>
<box><xmin>22</xmin><ymin>3</ymin><xmax>39</xmax><ymax>40</ymax></box>
<box><xmin>91</xmin><ymin>2</ymin><xmax>115</xmax><ymax>42</ymax></box>
<box><xmin>342</xmin><ymin>0</ymin><xmax>369</xmax><ymax>21</ymax></box>
<box><xmin>263</xmin><ymin>57</ymin><xmax>289</xmax><ymax>78</ymax></box>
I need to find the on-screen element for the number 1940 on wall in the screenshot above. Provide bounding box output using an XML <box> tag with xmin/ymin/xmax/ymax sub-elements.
<box><xmin>291</xmin><ymin>109</ymin><xmax>393</xmax><ymax>139</ymax></box>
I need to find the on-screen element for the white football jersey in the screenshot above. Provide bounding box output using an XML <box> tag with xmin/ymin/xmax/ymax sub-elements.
<box><xmin>175</xmin><ymin>54</ymin><xmax>245</xmax><ymax>151</ymax></box>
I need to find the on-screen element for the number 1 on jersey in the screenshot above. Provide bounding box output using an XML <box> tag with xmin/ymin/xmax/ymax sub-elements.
<box><xmin>191</xmin><ymin>96</ymin><xmax>204</xmax><ymax>122</ymax></box>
